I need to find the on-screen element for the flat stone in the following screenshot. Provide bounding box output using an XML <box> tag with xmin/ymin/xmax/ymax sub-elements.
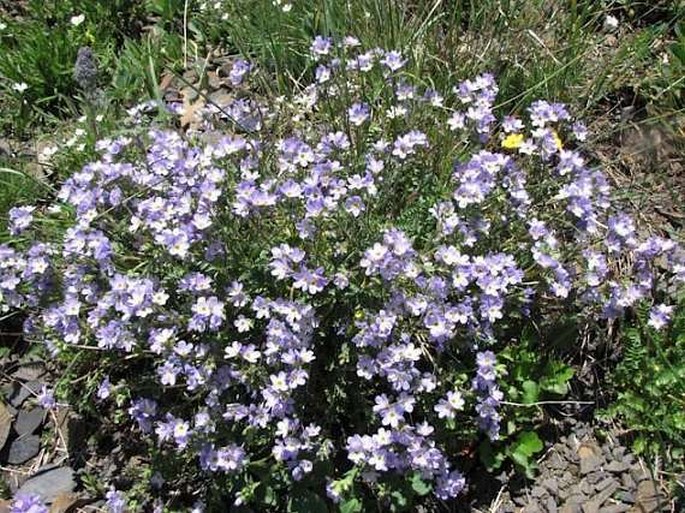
<box><xmin>606</xmin><ymin>461</ymin><xmax>630</xmax><ymax>473</ymax></box>
<box><xmin>546</xmin><ymin>497</ymin><xmax>558</xmax><ymax>513</ymax></box>
<box><xmin>615</xmin><ymin>492</ymin><xmax>635</xmax><ymax>504</ymax></box>
<box><xmin>12</xmin><ymin>362</ymin><xmax>46</xmax><ymax>382</ymax></box>
<box><xmin>532</xmin><ymin>486</ymin><xmax>548</xmax><ymax>499</ymax></box>
<box><xmin>599</xmin><ymin>505</ymin><xmax>631</xmax><ymax>513</ymax></box>
<box><xmin>621</xmin><ymin>473</ymin><xmax>636</xmax><ymax>490</ymax></box>
<box><xmin>587</xmin><ymin>472</ymin><xmax>603</xmax><ymax>485</ymax></box>
<box><xmin>548</xmin><ymin>452</ymin><xmax>567</xmax><ymax>470</ymax></box>
<box><xmin>16</xmin><ymin>466</ymin><xmax>75</xmax><ymax>504</ymax></box>
<box><xmin>579</xmin><ymin>443</ymin><xmax>604</xmax><ymax>475</ymax></box>
<box><xmin>596</xmin><ymin>477</ymin><xmax>619</xmax><ymax>492</ymax></box>
<box><xmin>7</xmin><ymin>434</ymin><xmax>40</xmax><ymax>464</ymax></box>
<box><xmin>630</xmin><ymin>468</ymin><xmax>651</xmax><ymax>483</ymax></box>
<box><xmin>582</xmin><ymin>482</ymin><xmax>620</xmax><ymax>513</ymax></box>
<box><xmin>543</xmin><ymin>478</ymin><xmax>560</xmax><ymax>496</ymax></box>
<box><xmin>14</xmin><ymin>407</ymin><xmax>45</xmax><ymax>436</ymax></box>
<box><xmin>612</xmin><ymin>447</ymin><xmax>627</xmax><ymax>460</ymax></box>
<box><xmin>630</xmin><ymin>480</ymin><xmax>664</xmax><ymax>513</ymax></box>
<box><xmin>8</xmin><ymin>381</ymin><xmax>42</xmax><ymax>407</ymax></box>
<box><xmin>581</xmin><ymin>479</ymin><xmax>595</xmax><ymax>495</ymax></box>
<box><xmin>0</xmin><ymin>402</ymin><xmax>13</xmax><ymax>451</ymax></box>
<box><xmin>560</xmin><ymin>504</ymin><xmax>583</xmax><ymax>513</ymax></box>
<box><xmin>524</xmin><ymin>502</ymin><xmax>545</xmax><ymax>513</ymax></box>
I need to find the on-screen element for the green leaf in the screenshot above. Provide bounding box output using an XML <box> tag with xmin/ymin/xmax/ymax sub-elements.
<box><xmin>515</xmin><ymin>431</ymin><xmax>544</xmax><ymax>457</ymax></box>
<box><xmin>521</xmin><ymin>380</ymin><xmax>539</xmax><ymax>404</ymax></box>
<box><xmin>289</xmin><ymin>491</ymin><xmax>328</xmax><ymax>513</ymax></box>
<box><xmin>410</xmin><ymin>473</ymin><xmax>432</xmax><ymax>496</ymax></box>
<box><xmin>340</xmin><ymin>498</ymin><xmax>362</xmax><ymax>513</ymax></box>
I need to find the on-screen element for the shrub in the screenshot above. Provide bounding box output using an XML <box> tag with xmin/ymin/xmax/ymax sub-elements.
<box><xmin>1</xmin><ymin>36</ymin><xmax>683</xmax><ymax>511</ymax></box>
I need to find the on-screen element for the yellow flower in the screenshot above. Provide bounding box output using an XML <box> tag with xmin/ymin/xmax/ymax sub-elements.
<box><xmin>501</xmin><ymin>133</ymin><xmax>524</xmax><ymax>150</ymax></box>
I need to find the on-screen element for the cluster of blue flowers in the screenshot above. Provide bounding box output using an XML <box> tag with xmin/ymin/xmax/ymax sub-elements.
<box><xmin>2</xmin><ymin>35</ymin><xmax>683</xmax><ymax>510</ymax></box>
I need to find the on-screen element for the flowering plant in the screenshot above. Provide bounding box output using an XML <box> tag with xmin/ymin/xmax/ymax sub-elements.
<box><xmin>2</xmin><ymin>36</ymin><xmax>683</xmax><ymax>511</ymax></box>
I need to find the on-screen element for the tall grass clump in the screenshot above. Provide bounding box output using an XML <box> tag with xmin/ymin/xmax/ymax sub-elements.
<box><xmin>2</xmin><ymin>35</ymin><xmax>683</xmax><ymax>512</ymax></box>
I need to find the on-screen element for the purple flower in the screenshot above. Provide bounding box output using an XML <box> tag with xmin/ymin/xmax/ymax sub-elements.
<box><xmin>648</xmin><ymin>304</ymin><xmax>674</xmax><ymax>330</ymax></box>
<box><xmin>310</xmin><ymin>36</ymin><xmax>333</xmax><ymax>57</ymax></box>
<box><xmin>10</xmin><ymin>494</ymin><xmax>48</xmax><ymax>513</ymax></box>
<box><xmin>380</xmin><ymin>50</ymin><xmax>406</xmax><ymax>71</ymax></box>
<box><xmin>8</xmin><ymin>206</ymin><xmax>36</xmax><ymax>235</ymax></box>
<box><xmin>229</xmin><ymin>59</ymin><xmax>251</xmax><ymax>85</ymax></box>
<box><xmin>348</xmin><ymin>102</ymin><xmax>370</xmax><ymax>126</ymax></box>
<box><xmin>105</xmin><ymin>488</ymin><xmax>126</xmax><ymax>513</ymax></box>
<box><xmin>37</xmin><ymin>385</ymin><xmax>56</xmax><ymax>409</ymax></box>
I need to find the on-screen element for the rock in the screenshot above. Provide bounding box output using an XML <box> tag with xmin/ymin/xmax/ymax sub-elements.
<box><xmin>12</xmin><ymin>362</ymin><xmax>46</xmax><ymax>382</ymax></box>
<box><xmin>629</xmin><ymin>480</ymin><xmax>664</xmax><ymax>513</ymax></box>
<box><xmin>581</xmin><ymin>479</ymin><xmax>595</xmax><ymax>495</ymax></box>
<box><xmin>596</xmin><ymin>477</ymin><xmax>619</xmax><ymax>493</ymax></box>
<box><xmin>543</xmin><ymin>478</ymin><xmax>560</xmax><ymax>496</ymax></box>
<box><xmin>207</xmin><ymin>71</ymin><xmax>223</xmax><ymax>90</ymax></box>
<box><xmin>599</xmin><ymin>505</ymin><xmax>631</xmax><ymax>513</ymax></box>
<box><xmin>524</xmin><ymin>502</ymin><xmax>545</xmax><ymax>513</ymax></box>
<box><xmin>621</xmin><ymin>473</ymin><xmax>636</xmax><ymax>490</ymax></box>
<box><xmin>8</xmin><ymin>381</ymin><xmax>42</xmax><ymax>407</ymax></box>
<box><xmin>630</xmin><ymin>468</ymin><xmax>651</xmax><ymax>483</ymax></box>
<box><xmin>54</xmin><ymin>411</ymin><xmax>85</xmax><ymax>456</ymax></box>
<box><xmin>582</xmin><ymin>481</ymin><xmax>620</xmax><ymax>513</ymax></box>
<box><xmin>16</xmin><ymin>467</ymin><xmax>76</xmax><ymax>504</ymax></box>
<box><xmin>606</xmin><ymin>461</ymin><xmax>630</xmax><ymax>473</ymax></box>
<box><xmin>616</xmin><ymin>492</ymin><xmax>635</xmax><ymax>504</ymax></box>
<box><xmin>612</xmin><ymin>447</ymin><xmax>627</xmax><ymax>460</ymax></box>
<box><xmin>7</xmin><ymin>434</ymin><xmax>41</xmax><ymax>464</ymax></box>
<box><xmin>579</xmin><ymin>443</ymin><xmax>603</xmax><ymax>475</ymax></box>
<box><xmin>546</xmin><ymin>497</ymin><xmax>558</xmax><ymax>513</ymax></box>
<box><xmin>560</xmin><ymin>504</ymin><xmax>583</xmax><ymax>513</ymax></box>
<box><xmin>0</xmin><ymin>402</ymin><xmax>13</xmax><ymax>451</ymax></box>
<box><xmin>548</xmin><ymin>452</ymin><xmax>567</xmax><ymax>470</ymax></box>
<box><xmin>587</xmin><ymin>472</ymin><xmax>603</xmax><ymax>485</ymax></box>
<box><xmin>48</xmin><ymin>492</ymin><xmax>90</xmax><ymax>513</ymax></box>
<box><xmin>14</xmin><ymin>407</ymin><xmax>45</xmax><ymax>436</ymax></box>
<box><xmin>532</xmin><ymin>486</ymin><xmax>548</xmax><ymax>499</ymax></box>
<box><xmin>514</xmin><ymin>495</ymin><xmax>528</xmax><ymax>507</ymax></box>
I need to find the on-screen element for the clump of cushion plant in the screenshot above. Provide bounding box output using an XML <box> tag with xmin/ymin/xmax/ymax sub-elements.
<box><xmin>1</xmin><ymin>35</ymin><xmax>682</xmax><ymax>511</ymax></box>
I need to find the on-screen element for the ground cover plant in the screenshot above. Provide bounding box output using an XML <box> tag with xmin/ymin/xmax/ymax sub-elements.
<box><xmin>1</xmin><ymin>1</ymin><xmax>684</xmax><ymax>512</ymax></box>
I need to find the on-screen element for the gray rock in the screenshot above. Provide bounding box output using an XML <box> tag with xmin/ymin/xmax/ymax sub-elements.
<box><xmin>532</xmin><ymin>486</ymin><xmax>548</xmax><ymax>499</ymax></box>
<box><xmin>611</xmin><ymin>447</ymin><xmax>626</xmax><ymax>460</ymax></box>
<box><xmin>545</xmin><ymin>497</ymin><xmax>558</xmax><ymax>513</ymax></box>
<box><xmin>615</xmin><ymin>491</ymin><xmax>634</xmax><ymax>504</ymax></box>
<box><xmin>630</xmin><ymin>467</ymin><xmax>650</xmax><ymax>483</ymax></box>
<box><xmin>12</xmin><ymin>362</ymin><xmax>46</xmax><ymax>381</ymax></box>
<box><xmin>581</xmin><ymin>481</ymin><xmax>619</xmax><ymax>513</ymax></box>
<box><xmin>581</xmin><ymin>479</ymin><xmax>595</xmax><ymax>495</ymax></box>
<box><xmin>586</xmin><ymin>472</ymin><xmax>603</xmax><ymax>485</ymax></box>
<box><xmin>14</xmin><ymin>408</ymin><xmax>45</xmax><ymax>436</ymax></box>
<box><xmin>7</xmin><ymin>434</ymin><xmax>40</xmax><ymax>464</ymax></box>
<box><xmin>524</xmin><ymin>502</ymin><xmax>545</xmax><ymax>513</ymax></box>
<box><xmin>596</xmin><ymin>477</ymin><xmax>618</xmax><ymax>492</ymax></box>
<box><xmin>560</xmin><ymin>503</ymin><xmax>583</xmax><ymax>513</ymax></box>
<box><xmin>598</xmin><ymin>505</ymin><xmax>630</xmax><ymax>513</ymax></box>
<box><xmin>16</xmin><ymin>466</ymin><xmax>76</xmax><ymax>504</ymax></box>
<box><xmin>580</xmin><ymin>455</ymin><xmax>603</xmax><ymax>475</ymax></box>
<box><xmin>605</xmin><ymin>461</ymin><xmax>629</xmax><ymax>473</ymax></box>
<box><xmin>514</xmin><ymin>495</ymin><xmax>528</xmax><ymax>507</ymax></box>
<box><xmin>543</xmin><ymin>478</ymin><xmax>560</xmax><ymax>496</ymax></box>
<box><xmin>548</xmin><ymin>452</ymin><xmax>567</xmax><ymax>470</ymax></box>
<box><xmin>621</xmin><ymin>473</ymin><xmax>635</xmax><ymax>490</ymax></box>
<box><xmin>8</xmin><ymin>381</ymin><xmax>42</xmax><ymax>407</ymax></box>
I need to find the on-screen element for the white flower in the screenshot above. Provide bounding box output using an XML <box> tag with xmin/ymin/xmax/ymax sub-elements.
<box><xmin>12</xmin><ymin>82</ymin><xmax>28</xmax><ymax>93</ymax></box>
<box><xmin>70</xmin><ymin>14</ymin><xmax>85</xmax><ymax>27</ymax></box>
<box><xmin>603</xmin><ymin>15</ymin><xmax>619</xmax><ymax>31</ymax></box>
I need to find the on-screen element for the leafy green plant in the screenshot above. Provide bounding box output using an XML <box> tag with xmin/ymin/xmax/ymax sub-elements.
<box><xmin>604</xmin><ymin>300</ymin><xmax>685</xmax><ymax>468</ymax></box>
